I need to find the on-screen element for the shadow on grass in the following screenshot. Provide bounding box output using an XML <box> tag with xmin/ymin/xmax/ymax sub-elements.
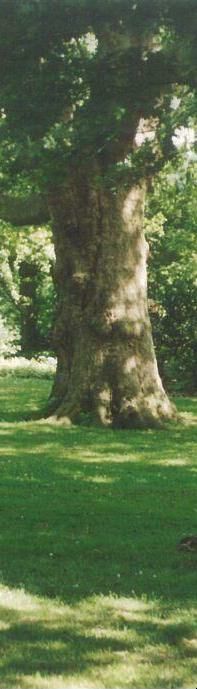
<box><xmin>0</xmin><ymin>379</ymin><xmax>196</xmax><ymax>688</ymax></box>
<box><xmin>0</xmin><ymin>417</ymin><xmax>196</xmax><ymax>604</ymax></box>
<box><xmin>0</xmin><ymin>584</ymin><xmax>196</xmax><ymax>689</ymax></box>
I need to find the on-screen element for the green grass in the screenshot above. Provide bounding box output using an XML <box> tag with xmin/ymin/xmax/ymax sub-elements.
<box><xmin>0</xmin><ymin>376</ymin><xmax>196</xmax><ymax>688</ymax></box>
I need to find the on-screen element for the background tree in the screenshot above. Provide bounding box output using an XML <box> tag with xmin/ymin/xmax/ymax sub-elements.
<box><xmin>0</xmin><ymin>0</ymin><xmax>196</xmax><ymax>426</ymax></box>
<box><xmin>146</xmin><ymin>158</ymin><xmax>197</xmax><ymax>394</ymax></box>
<box><xmin>0</xmin><ymin>221</ymin><xmax>55</xmax><ymax>356</ymax></box>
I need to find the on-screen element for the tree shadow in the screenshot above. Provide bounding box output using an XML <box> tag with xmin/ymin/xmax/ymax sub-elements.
<box><xmin>0</xmin><ymin>389</ymin><xmax>196</xmax><ymax>687</ymax></box>
<box><xmin>0</xmin><ymin>588</ymin><xmax>196</xmax><ymax>688</ymax></box>
<box><xmin>0</xmin><ymin>417</ymin><xmax>196</xmax><ymax>604</ymax></box>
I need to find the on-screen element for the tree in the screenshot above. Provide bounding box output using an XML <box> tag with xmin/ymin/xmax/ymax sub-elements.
<box><xmin>0</xmin><ymin>221</ymin><xmax>55</xmax><ymax>355</ymax></box>
<box><xmin>146</xmin><ymin>159</ymin><xmax>197</xmax><ymax>393</ymax></box>
<box><xmin>0</xmin><ymin>0</ymin><xmax>196</xmax><ymax>426</ymax></box>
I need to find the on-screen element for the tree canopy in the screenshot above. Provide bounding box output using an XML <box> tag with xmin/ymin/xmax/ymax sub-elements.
<box><xmin>0</xmin><ymin>0</ymin><xmax>196</xmax><ymax>197</ymax></box>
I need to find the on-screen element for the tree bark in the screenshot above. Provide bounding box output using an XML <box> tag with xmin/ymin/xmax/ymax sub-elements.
<box><xmin>49</xmin><ymin>171</ymin><xmax>176</xmax><ymax>427</ymax></box>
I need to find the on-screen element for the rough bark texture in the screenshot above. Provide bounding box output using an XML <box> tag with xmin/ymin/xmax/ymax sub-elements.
<box><xmin>49</xmin><ymin>171</ymin><xmax>175</xmax><ymax>427</ymax></box>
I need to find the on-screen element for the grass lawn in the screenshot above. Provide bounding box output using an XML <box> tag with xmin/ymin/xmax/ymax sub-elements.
<box><xmin>0</xmin><ymin>376</ymin><xmax>196</xmax><ymax>688</ymax></box>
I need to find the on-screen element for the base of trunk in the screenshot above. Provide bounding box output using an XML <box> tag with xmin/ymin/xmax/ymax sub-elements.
<box><xmin>112</xmin><ymin>391</ymin><xmax>177</xmax><ymax>428</ymax></box>
<box><xmin>47</xmin><ymin>382</ymin><xmax>177</xmax><ymax>429</ymax></box>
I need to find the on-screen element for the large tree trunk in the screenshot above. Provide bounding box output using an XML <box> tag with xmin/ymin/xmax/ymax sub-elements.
<box><xmin>48</xmin><ymin>171</ymin><xmax>176</xmax><ymax>427</ymax></box>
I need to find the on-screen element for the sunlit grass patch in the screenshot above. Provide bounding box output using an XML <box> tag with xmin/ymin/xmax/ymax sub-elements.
<box><xmin>0</xmin><ymin>585</ymin><xmax>196</xmax><ymax>688</ymax></box>
<box><xmin>0</xmin><ymin>376</ymin><xmax>196</xmax><ymax>687</ymax></box>
<box><xmin>0</xmin><ymin>375</ymin><xmax>51</xmax><ymax>421</ymax></box>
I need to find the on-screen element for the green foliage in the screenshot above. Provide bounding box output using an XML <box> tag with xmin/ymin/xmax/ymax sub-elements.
<box><xmin>0</xmin><ymin>315</ymin><xmax>20</xmax><ymax>356</ymax></box>
<box><xmin>0</xmin><ymin>355</ymin><xmax>56</xmax><ymax>379</ymax></box>
<box><xmin>146</xmin><ymin>161</ymin><xmax>197</xmax><ymax>392</ymax></box>
<box><xmin>0</xmin><ymin>0</ymin><xmax>196</xmax><ymax>191</ymax></box>
<box><xmin>0</xmin><ymin>222</ymin><xmax>55</xmax><ymax>354</ymax></box>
